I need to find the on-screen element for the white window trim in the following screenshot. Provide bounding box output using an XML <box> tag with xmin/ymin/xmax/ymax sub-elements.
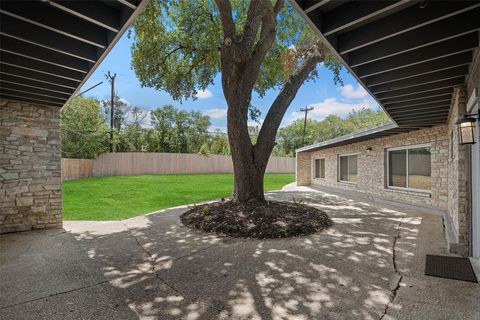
<box><xmin>338</xmin><ymin>153</ymin><xmax>359</xmax><ymax>184</ymax></box>
<box><xmin>386</xmin><ymin>143</ymin><xmax>432</xmax><ymax>194</ymax></box>
<box><xmin>312</xmin><ymin>157</ymin><xmax>326</xmax><ymax>179</ymax></box>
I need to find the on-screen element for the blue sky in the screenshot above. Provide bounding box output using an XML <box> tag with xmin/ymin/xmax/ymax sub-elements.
<box><xmin>80</xmin><ymin>30</ymin><xmax>380</xmax><ymax>132</ymax></box>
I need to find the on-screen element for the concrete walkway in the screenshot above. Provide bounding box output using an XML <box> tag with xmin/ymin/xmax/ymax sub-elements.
<box><xmin>1</xmin><ymin>186</ymin><xmax>479</xmax><ymax>320</ymax></box>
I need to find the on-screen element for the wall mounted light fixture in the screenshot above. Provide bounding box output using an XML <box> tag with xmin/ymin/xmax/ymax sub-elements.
<box><xmin>457</xmin><ymin>113</ymin><xmax>478</xmax><ymax>145</ymax></box>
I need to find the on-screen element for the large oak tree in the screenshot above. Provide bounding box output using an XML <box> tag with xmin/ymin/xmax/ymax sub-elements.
<box><xmin>132</xmin><ymin>0</ymin><xmax>342</xmax><ymax>202</ymax></box>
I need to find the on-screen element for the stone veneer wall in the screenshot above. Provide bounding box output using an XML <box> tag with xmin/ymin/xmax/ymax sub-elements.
<box><xmin>296</xmin><ymin>152</ymin><xmax>311</xmax><ymax>186</ymax></box>
<box><xmin>0</xmin><ymin>99</ymin><xmax>62</xmax><ymax>233</ymax></box>
<box><xmin>446</xmin><ymin>87</ymin><xmax>469</xmax><ymax>253</ymax></box>
<box><xmin>296</xmin><ymin>88</ymin><xmax>475</xmax><ymax>253</ymax></box>
<box><xmin>297</xmin><ymin>125</ymin><xmax>449</xmax><ymax>209</ymax></box>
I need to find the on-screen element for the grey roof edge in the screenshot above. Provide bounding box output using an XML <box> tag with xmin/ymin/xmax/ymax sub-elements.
<box><xmin>296</xmin><ymin>122</ymin><xmax>398</xmax><ymax>153</ymax></box>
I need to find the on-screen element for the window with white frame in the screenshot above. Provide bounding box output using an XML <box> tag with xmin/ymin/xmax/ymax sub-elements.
<box><xmin>387</xmin><ymin>145</ymin><xmax>431</xmax><ymax>191</ymax></box>
<box><xmin>314</xmin><ymin>158</ymin><xmax>325</xmax><ymax>179</ymax></box>
<box><xmin>338</xmin><ymin>154</ymin><xmax>358</xmax><ymax>182</ymax></box>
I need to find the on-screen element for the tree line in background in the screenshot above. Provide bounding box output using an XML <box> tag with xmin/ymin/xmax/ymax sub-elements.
<box><xmin>276</xmin><ymin>108</ymin><xmax>391</xmax><ymax>156</ymax></box>
<box><xmin>61</xmin><ymin>96</ymin><xmax>390</xmax><ymax>159</ymax></box>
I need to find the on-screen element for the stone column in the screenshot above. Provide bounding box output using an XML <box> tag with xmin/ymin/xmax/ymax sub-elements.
<box><xmin>0</xmin><ymin>99</ymin><xmax>62</xmax><ymax>233</ymax></box>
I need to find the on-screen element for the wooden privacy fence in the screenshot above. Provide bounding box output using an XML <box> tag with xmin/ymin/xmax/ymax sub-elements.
<box><xmin>61</xmin><ymin>152</ymin><xmax>295</xmax><ymax>179</ymax></box>
<box><xmin>61</xmin><ymin>158</ymin><xmax>94</xmax><ymax>180</ymax></box>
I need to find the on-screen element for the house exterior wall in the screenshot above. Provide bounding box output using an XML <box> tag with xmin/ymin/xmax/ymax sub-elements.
<box><xmin>296</xmin><ymin>85</ymin><xmax>474</xmax><ymax>254</ymax></box>
<box><xmin>297</xmin><ymin>125</ymin><xmax>449</xmax><ymax>209</ymax></box>
<box><xmin>0</xmin><ymin>99</ymin><xmax>62</xmax><ymax>233</ymax></box>
<box><xmin>446</xmin><ymin>87</ymin><xmax>469</xmax><ymax>253</ymax></box>
<box><xmin>296</xmin><ymin>151</ymin><xmax>311</xmax><ymax>186</ymax></box>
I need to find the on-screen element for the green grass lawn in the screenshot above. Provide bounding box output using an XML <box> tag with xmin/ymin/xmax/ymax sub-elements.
<box><xmin>63</xmin><ymin>173</ymin><xmax>295</xmax><ymax>220</ymax></box>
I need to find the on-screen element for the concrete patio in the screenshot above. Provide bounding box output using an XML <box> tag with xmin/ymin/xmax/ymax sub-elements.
<box><xmin>1</xmin><ymin>187</ymin><xmax>479</xmax><ymax>320</ymax></box>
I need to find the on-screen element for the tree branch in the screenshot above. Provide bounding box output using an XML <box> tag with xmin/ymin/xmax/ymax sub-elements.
<box><xmin>214</xmin><ymin>0</ymin><xmax>237</xmax><ymax>96</ymax></box>
<box><xmin>237</xmin><ymin>1</ymin><xmax>279</xmax><ymax>104</ymax></box>
<box><xmin>160</xmin><ymin>45</ymin><xmax>184</xmax><ymax>65</ymax></box>
<box><xmin>274</xmin><ymin>0</ymin><xmax>283</xmax><ymax>14</ymax></box>
<box><xmin>215</xmin><ymin>0</ymin><xmax>236</xmax><ymax>39</ymax></box>
<box><xmin>254</xmin><ymin>44</ymin><xmax>325</xmax><ymax>166</ymax></box>
<box><xmin>241</xmin><ymin>0</ymin><xmax>266</xmax><ymax>55</ymax></box>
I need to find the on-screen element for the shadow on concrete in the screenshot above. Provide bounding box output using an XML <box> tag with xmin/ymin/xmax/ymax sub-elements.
<box><xmin>1</xmin><ymin>189</ymin><xmax>478</xmax><ymax>319</ymax></box>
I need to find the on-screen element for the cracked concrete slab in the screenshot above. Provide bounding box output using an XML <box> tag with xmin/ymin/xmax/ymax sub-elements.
<box><xmin>1</xmin><ymin>187</ymin><xmax>479</xmax><ymax>320</ymax></box>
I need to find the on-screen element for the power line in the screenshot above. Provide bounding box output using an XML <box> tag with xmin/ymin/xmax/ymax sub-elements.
<box><xmin>75</xmin><ymin>81</ymin><xmax>103</xmax><ymax>97</ymax></box>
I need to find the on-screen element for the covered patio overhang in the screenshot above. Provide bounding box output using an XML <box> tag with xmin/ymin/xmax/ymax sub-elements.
<box><xmin>0</xmin><ymin>0</ymin><xmax>149</xmax><ymax>234</ymax></box>
<box><xmin>0</xmin><ymin>0</ymin><xmax>148</xmax><ymax>108</ymax></box>
<box><xmin>291</xmin><ymin>0</ymin><xmax>479</xmax><ymax>129</ymax></box>
<box><xmin>292</xmin><ymin>0</ymin><xmax>480</xmax><ymax>259</ymax></box>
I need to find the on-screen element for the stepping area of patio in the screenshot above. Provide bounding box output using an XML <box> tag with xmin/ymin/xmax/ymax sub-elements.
<box><xmin>1</xmin><ymin>187</ymin><xmax>479</xmax><ymax>319</ymax></box>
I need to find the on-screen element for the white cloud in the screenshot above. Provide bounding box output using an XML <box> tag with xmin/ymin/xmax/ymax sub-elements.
<box><xmin>205</xmin><ymin>108</ymin><xmax>227</xmax><ymax>119</ymax></box>
<box><xmin>118</xmin><ymin>97</ymin><xmax>130</xmax><ymax>105</ymax></box>
<box><xmin>340</xmin><ymin>84</ymin><xmax>368</xmax><ymax>100</ymax></box>
<box><xmin>196</xmin><ymin>89</ymin><xmax>213</xmax><ymax>99</ymax></box>
<box><xmin>289</xmin><ymin>97</ymin><xmax>378</xmax><ymax>122</ymax></box>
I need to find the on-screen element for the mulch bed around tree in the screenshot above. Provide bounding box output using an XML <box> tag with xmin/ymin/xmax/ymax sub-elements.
<box><xmin>180</xmin><ymin>200</ymin><xmax>333</xmax><ymax>239</ymax></box>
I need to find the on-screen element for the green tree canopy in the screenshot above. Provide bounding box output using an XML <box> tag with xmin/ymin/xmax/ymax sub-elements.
<box><xmin>61</xmin><ymin>96</ymin><xmax>109</xmax><ymax>159</ymax></box>
<box><xmin>131</xmin><ymin>0</ymin><xmax>341</xmax><ymax>101</ymax></box>
<box><xmin>131</xmin><ymin>0</ymin><xmax>344</xmax><ymax>202</ymax></box>
<box><xmin>276</xmin><ymin>108</ymin><xmax>391</xmax><ymax>156</ymax></box>
<box><xmin>147</xmin><ymin>104</ymin><xmax>211</xmax><ymax>153</ymax></box>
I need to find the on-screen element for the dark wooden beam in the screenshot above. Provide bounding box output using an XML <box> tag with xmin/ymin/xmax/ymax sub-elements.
<box><xmin>0</xmin><ymin>64</ymin><xmax>79</xmax><ymax>89</ymax></box>
<box><xmin>393</xmin><ymin>112</ymin><xmax>449</xmax><ymax>121</ymax></box>
<box><xmin>394</xmin><ymin>119</ymin><xmax>447</xmax><ymax>126</ymax></box>
<box><xmin>388</xmin><ymin>105</ymin><xmax>451</xmax><ymax>117</ymax></box>
<box><xmin>322</xmin><ymin>1</ymin><xmax>411</xmax><ymax>36</ymax></box>
<box><xmin>388</xmin><ymin>102</ymin><xmax>451</xmax><ymax>114</ymax></box>
<box><xmin>356</xmin><ymin>33</ymin><xmax>478</xmax><ymax>78</ymax></box>
<box><xmin>371</xmin><ymin>66</ymin><xmax>468</xmax><ymax>94</ymax></box>
<box><xmin>117</xmin><ymin>0</ymin><xmax>137</xmax><ymax>10</ymax></box>
<box><xmin>302</xmin><ymin>0</ymin><xmax>332</xmax><ymax>14</ymax></box>
<box><xmin>385</xmin><ymin>98</ymin><xmax>453</xmax><ymax>111</ymax></box>
<box><xmin>380</xmin><ymin>88</ymin><xmax>453</xmax><ymax>104</ymax></box>
<box><xmin>0</xmin><ymin>89</ymin><xmax>67</xmax><ymax>106</ymax></box>
<box><xmin>0</xmin><ymin>36</ymin><xmax>91</xmax><ymax>74</ymax></box>
<box><xmin>0</xmin><ymin>94</ymin><xmax>64</xmax><ymax>107</ymax></box>
<box><xmin>0</xmin><ymin>75</ymin><xmax>74</xmax><ymax>95</ymax></box>
<box><xmin>1</xmin><ymin>52</ymin><xmax>84</xmax><ymax>82</ymax></box>
<box><xmin>0</xmin><ymin>81</ymin><xmax>71</xmax><ymax>100</ymax></box>
<box><xmin>338</xmin><ymin>1</ymin><xmax>480</xmax><ymax>54</ymax></box>
<box><xmin>348</xmin><ymin>8</ymin><xmax>480</xmax><ymax>67</ymax></box>
<box><xmin>364</xmin><ymin>52</ymin><xmax>472</xmax><ymax>87</ymax></box>
<box><xmin>47</xmin><ymin>0</ymin><xmax>121</xmax><ymax>33</ymax></box>
<box><xmin>0</xmin><ymin>14</ymin><xmax>100</xmax><ymax>63</ymax></box>
<box><xmin>375</xmin><ymin>77</ymin><xmax>465</xmax><ymax>100</ymax></box>
<box><xmin>0</xmin><ymin>1</ymin><xmax>111</xmax><ymax>49</ymax></box>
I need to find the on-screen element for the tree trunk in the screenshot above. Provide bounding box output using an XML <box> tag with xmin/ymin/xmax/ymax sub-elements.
<box><xmin>232</xmin><ymin>157</ymin><xmax>266</xmax><ymax>202</ymax></box>
<box><xmin>226</xmin><ymin>87</ymin><xmax>269</xmax><ymax>203</ymax></box>
<box><xmin>215</xmin><ymin>0</ymin><xmax>322</xmax><ymax>203</ymax></box>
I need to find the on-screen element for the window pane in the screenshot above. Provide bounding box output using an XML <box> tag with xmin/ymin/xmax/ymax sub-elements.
<box><xmin>314</xmin><ymin>159</ymin><xmax>320</xmax><ymax>178</ymax></box>
<box><xmin>340</xmin><ymin>156</ymin><xmax>348</xmax><ymax>181</ymax></box>
<box><xmin>320</xmin><ymin>159</ymin><xmax>325</xmax><ymax>178</ymax></box>
<box><xmin>408</xmin><ymin>147</ymin><xmax>431</xmax><ymax>190</ymax></box>
<box><xmin>389</xmin><ymin>150</ymin><xmax>406</xmax><ymax>187</ymax></box>
<box><xmin>348</xmin><ymin>155</ymin><xmax>358</xmax><ymax>182</ymax></box>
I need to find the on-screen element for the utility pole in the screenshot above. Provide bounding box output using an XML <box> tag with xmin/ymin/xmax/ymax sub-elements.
<box><xmin>299</xmin><ymin>106</ymin><xmax>314</xmax><ymax>146</ymax></box>
<box><xmin>106</xmin><ymin>72</ymin><xmax>116</xmax><ymax>153</ymax></box>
